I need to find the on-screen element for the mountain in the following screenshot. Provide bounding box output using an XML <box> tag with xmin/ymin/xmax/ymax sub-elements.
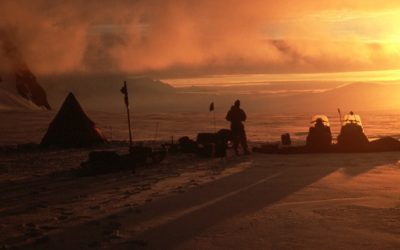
<box><xmin>0</xmin><ymin>85</ymin><xmax>42</xmax><ymax>111</ymax></box>
<box><xmin>0</xmin><ymin>31</ymin><xmax>51</xmax><ymax>110</ymax></box>
<box><xmin>268</xmin><ymin>82</ymin><xmax>400</xmax><ymax>113</ymax></box>
<box><xmin>146</xmin><ymin>81</ymin><xmax>400</xmax><ymax>113</ymax></box>
<box><xmin>40</xmin><ymin>77</ymin><xmax>400</xmax><ymax>113</ymax></box>
<box><xmin>41</xmin><ymin>75</ymin><xmax>176</xmax><ymax>110</ymax></box>
<box><xmin>0</xmin><ymin>72</ymin><xmax>51</xmax><ymax>111</ymax></box>
<box><xmin>127</xmin><ymin>77</ymin><xmax>175</xmax><ymax>93</ymax></box>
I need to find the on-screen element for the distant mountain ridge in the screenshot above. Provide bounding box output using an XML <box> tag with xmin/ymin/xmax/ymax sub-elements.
<box><xmin>39</xmin><ymin>78</ymin><xmax>400</xmax><ymax>113</ymax></box>
<box><xmin>40</xmin><ymin>75</ymin><xmax>176</xmax><ymax>110</ymax></box>
<box><xmin>127</xmin><ymin>77</ymin><xmax>175</xmax><ymax>93</ymax></box>
<box><xmin>221</xmin><ymin>82</ymin><xmax>400</xmax><ymax>113</ymax></box>
<box><xmin>280</xmin><ymin>82</ymin><xmax>400</xmax><ymax>112</ymax></box>
<box><xmin>166</xmin><ymin>81</ymin><xmax>400</xmax><ymax>113</ymax></box>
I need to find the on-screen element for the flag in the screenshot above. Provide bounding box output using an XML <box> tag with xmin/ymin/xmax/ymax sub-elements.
<box><xmin>121</xmin><ymin>81</ymin><xmax>129</xmax><ymax>106</ymax></box>
<box><xmin>209</xmin><ymin>102</ymin><xmax>214</xmax><ymax>112</ymax></box>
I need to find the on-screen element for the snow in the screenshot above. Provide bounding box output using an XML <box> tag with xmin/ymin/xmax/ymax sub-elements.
<box><xmin>0</xmin><ymin>88</ymin><xmax>41</xmax><ymax>111</ymax></box>
<box><xmin>0</xmin><ymin>75</ymin><xmax>41</xmax><ymax>111</ymax></box>
<box><xmin>1</xmin><ymin>148</ymin><xmax>400</xmax><ymax>249</ymax></box>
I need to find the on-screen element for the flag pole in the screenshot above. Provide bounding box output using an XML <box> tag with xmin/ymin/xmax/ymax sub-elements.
<box><xmin>209</xmin><ymin>102</ymin><xmax>216</xmax><ymax>133</ymax></box>
<box><xmin>213</xmin><ymin>109</ymin><xmax>216</xmax><ymax>133</ymax></box>
<box><xmin>126</xmin><ymin>101</ymin><xmax>133</xmax><ymax>151</ymax></box>
<box><xmin>337</xmin><ymin>108</ymin><xmax>343</xmax><ymax>126</ymax></box>
<box><xmin>121</xmin><ymin>81</ymin><xmax>133</xmax><ymax>151</ymax></box>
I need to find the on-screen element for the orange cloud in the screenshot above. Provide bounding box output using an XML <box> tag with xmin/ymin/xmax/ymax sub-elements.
<box><xmin>1</xmin><ymin>0</ymin><xmax>400</xmax><ymax>77</ymax></box>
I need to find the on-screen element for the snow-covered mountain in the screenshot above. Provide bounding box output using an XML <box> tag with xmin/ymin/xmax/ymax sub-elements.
<box><xmin>0</xmin><ymin>75</ymin><xmax>42</xmax><ymax>110</ymax></box>
<box><xmin>0</xmin><ymin>31</ymin><xmax>51</xmax><ymax>111</ymax></box>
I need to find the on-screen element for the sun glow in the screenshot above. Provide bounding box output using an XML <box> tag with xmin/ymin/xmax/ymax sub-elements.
<box><xmin>164</xmin><ymin>69</ymin><xmax>400</xmax><ymax>87</ymax></box>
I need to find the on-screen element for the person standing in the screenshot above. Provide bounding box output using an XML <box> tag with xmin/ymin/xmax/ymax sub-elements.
<box><xmin>226</xmin><ymin>100</ymin><xmax>250</xmax><ymax>155</ymax></box>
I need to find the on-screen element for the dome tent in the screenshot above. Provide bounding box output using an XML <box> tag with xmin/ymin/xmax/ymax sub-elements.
<box><xmin>41</xmin><ymin>93</ymin><xmax>106</xmax><ymax>148</ymax></box>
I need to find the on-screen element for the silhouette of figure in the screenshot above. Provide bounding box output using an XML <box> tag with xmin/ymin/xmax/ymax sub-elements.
<box><xmin>226</xmin><ymin>100</ymin><xmax>250</xmax><ymax>155</ymax></box>
<box><xmin>315</xmin><ymin>118</ymin><xmax>325</xmax><ymax>129</ymax></box>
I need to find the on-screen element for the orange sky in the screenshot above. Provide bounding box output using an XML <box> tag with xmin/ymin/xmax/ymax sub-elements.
<box><xmin>2</xmin><ymin>0</ymin><xmax>400</xmax><ymax>81</ymax></box>
<box><xmin>163</xmin><ymin>70</ymin><xmax>400</xmax><ymax>87</ymax></box>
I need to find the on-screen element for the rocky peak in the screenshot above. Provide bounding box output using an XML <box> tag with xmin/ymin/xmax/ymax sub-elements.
<box><xmin>0</xmin><ymin>30</ymin><xmax>51</xmax><ymax>110</ymax></box>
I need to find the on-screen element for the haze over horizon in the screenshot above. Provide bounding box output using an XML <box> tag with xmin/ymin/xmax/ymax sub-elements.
<box><xmin>3</xmin><ymin>1</ymin><xmax>400</xmax><ymax>112</ymax></box>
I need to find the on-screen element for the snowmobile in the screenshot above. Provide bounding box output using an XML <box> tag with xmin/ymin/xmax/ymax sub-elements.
<box><xmin>337</xmin><ymin>112</ymin><xmax>369</xmax><ymax>152</ymax></box>
<box><xmin>306</xmin><ymin>115</ymin><xmax>332</xmax><ymax>151</ymax></box>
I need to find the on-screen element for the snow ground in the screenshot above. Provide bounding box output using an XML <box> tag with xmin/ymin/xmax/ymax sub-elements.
<box><xmin>1</xmin><ymin>148</ymin><xmax>400</xmax><ymax>249</ymax></box>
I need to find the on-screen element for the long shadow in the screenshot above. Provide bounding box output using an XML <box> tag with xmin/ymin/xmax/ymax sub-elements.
<box><xmin>18</xmin><ymin>153</ymin><xmax>399</xmax><ymax>249</ymax></box>
<box><xmin>340</xmin><ymin>152</ymin><xmax>399</xmax><ymax>176</ymax></box>
<box><xmin>121</xmin><ymin>153</ymin><xmax>399</xmax><ymax>249</ymax></box>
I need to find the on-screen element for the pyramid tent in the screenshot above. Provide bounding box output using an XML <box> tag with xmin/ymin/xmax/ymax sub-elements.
<box><xmin>41</xmin><ymin>93</ymin><xmax>106</xmax><ymax>148</ymax></box>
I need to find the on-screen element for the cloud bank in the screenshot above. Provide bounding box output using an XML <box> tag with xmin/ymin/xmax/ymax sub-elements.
<box><xmin>1</xmin><ymin>0</ymin><xmax>400</xmax><ymax>77</ymax></box>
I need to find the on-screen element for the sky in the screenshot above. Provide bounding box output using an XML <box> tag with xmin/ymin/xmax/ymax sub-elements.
<box><xmin>2</xmin><ymin>0</ymin><xmax>400</xmax><ymax>84</ymax></box>
<box><xmin>164</xmin><ymin>70</ymin><xmax>400</xmax><ymax>87</ymax></box>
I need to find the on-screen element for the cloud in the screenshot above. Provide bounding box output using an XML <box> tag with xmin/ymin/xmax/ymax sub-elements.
<box><xmin>1</xmin><ymin>0</ymin><xmax>400</xmax><ymax>77</ymax></box>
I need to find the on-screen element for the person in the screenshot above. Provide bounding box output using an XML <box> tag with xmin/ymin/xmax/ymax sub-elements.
<box><xmin>226</xmin><ymin>100</ymin><xmax>250</xmax><ymax>155</ymax></box>
<box><xmin>314</xmin><ymin>118</ymin><xmax>325</xmax><ymax>129</ymax></box>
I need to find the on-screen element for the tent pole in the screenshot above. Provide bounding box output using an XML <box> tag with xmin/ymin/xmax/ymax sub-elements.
<box><xmin>213</xmin><ymin>110</ymin><xmax>216</xmax><ymax>133</ymax></box>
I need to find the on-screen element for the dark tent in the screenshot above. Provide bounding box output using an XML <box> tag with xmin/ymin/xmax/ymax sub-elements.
<box><xmin>41</xmin><ymin>93</ymin><xmax>106</xmax><ymax>148</ymax></box>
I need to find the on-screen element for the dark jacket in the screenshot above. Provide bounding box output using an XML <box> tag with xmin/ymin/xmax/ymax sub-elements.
<box><xmin>226</xmin><ymin>105</ymin><xmax>247</xmax><ymax>132</ymax></box>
